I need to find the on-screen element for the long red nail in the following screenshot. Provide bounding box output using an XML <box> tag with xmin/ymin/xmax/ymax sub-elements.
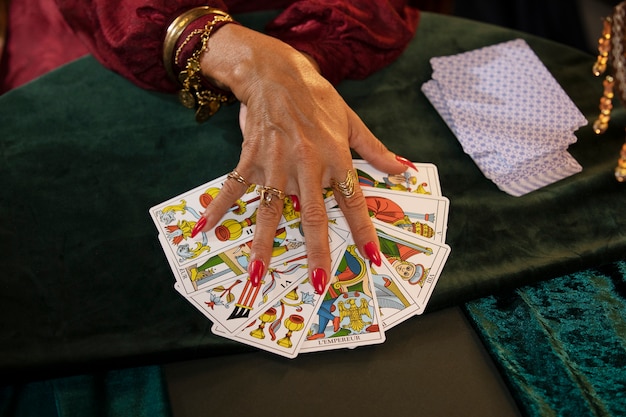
<box><xmin>191</xmin><ymin>216</ymin><xmax>207</xmax><ymax>238</ymax></box>
<box><xmin>290</xmin><ymin>195</ymin><xmax>300</xmax><ymax>211</ymax></box>
<box><xmin>248</xmin><ymin>259</ymin><xmax>266</xmax><ymax>287</ymax></box>
<box><xmin>311</xmin><ymin>268</ymin><xmax>328</xmax><ymax>295</ymax></box>
<box><xmin>395</xmin><ymin>155</ymin><xmax>418</xmax><ymax>171</ymax></box>
<box><xmin>364</xmin><ymin>241</ymin><xmax>382</xmax><ymax>267</ymax></box>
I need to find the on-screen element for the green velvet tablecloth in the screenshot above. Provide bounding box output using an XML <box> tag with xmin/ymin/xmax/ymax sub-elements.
<box><xmin>1</xmin><ymin>11</ymin><xmax>625</xmax><ymax>379</ymax></box>
<box><xmin>465</xmin><ymin>261</ymin><xmax>626</xmax><ymax>416</ymax></box>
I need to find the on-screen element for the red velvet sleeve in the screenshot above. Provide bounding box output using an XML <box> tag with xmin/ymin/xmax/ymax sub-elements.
<box><xmin>55</xmin><ymin>0</ymin><xmax>418</xmax><ymax>92</ymax></box>
<box><xmin>55</xmin><ymin>0</ymin><xmax>230</xmax><ymax>92</ymax></box>
<box><xmin>268</xmin><ymin>0</ymin><xmax>420</xmax><ymax>85</ymax></box>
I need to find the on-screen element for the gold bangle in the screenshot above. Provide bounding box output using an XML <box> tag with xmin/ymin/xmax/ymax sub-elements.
<box><xmin>163</xmin><ymin>6</ymin><xmax>230</xmax><ymax>83</ymax></box>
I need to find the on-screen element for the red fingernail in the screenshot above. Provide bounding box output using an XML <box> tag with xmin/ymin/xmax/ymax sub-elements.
<box><xmin>311</xmin><ymin>268</ymin><xmax>328</xmax><ymax>294</ymax></box>
<box><xmin>290</xmin><ymin>195</ymin><xmax>300</xmax><ymax>211</ymax></box>
<box><xmin>364</xmin><ymin>241</ymin><xmax>382</xmax><ymax>267</ymax></box>
<box><xmin>248</xmin><ymin>259</ymin><xmax>266</xmax><ymax>287</ymax></box>
<box><xmin>395</xmin><ymin>155</ymin><xmax>418</xmax><ymax>171</ymax></box>
<box><xmin>191</xmin><ymin>216</ymin><xmax>207</xmax><ymax>238</ymax></box>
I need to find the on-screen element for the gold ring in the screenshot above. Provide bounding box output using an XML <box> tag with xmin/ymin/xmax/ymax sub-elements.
<box><xmin>330</xmin><ymin>169</ymin><xmax>357</xmax><ymax>199</ymax></box>
<box><xmin>227</xmin><ymin>170</ymin><xmax>250</xmax><ymax>186</ymax></box>
<box><xmin>257</xmin><ymin>185</ymin><xmax>285</xmax><ymax>207</ymax></box>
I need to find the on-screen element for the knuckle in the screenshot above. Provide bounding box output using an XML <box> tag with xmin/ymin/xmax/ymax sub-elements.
<box><xmin>219</xmin><ymin>178</ymin><xmax>242</xmax><ymax>196</ymax></box>
<box><xmin>256</xmin><ymin>201</ymin><xmax>283</xmax><ymax>222</ymax></box>
<box><xmin>339</xmin><ymin>190</ymin><xmax>367</xmax><ymax>212</ymax></box>
<box><xmin>305</xmin><ymin>247</ymin><xmax>332</xmax><ymax>264</ymax></box>
<box><xmin>300</xmin><ymin>204</ymin><xmax>328</xmax><ymax>228</ymax></box>
<box><xmin>350</xmin><ymin>216</ymin><xmax>375</xmax><ymax>238</ymax></box>
<box><xmin>250</xmin><ymin>236</ymin><xmax>272</xmax><ymax>255</ymax></box>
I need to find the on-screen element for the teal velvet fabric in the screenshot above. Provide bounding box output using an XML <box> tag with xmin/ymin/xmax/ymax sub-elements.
<box><xmin>0</xmin><ymin>366</ymin><xmax>171</xmax><ymax>417</ymax></box>
<box><xmin>1</xmin><ymin>11</ymin><xmax>626</xmax><ymax>378</ymax></box>
<box><xmin>464</xmin><ymin>261</ymin><xmax>626</xmax><ymax>416</ymax></box>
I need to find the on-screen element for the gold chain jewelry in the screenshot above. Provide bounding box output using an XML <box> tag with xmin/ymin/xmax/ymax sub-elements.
<box><xmin>178</xmin><ymin>13</ymin><xmax>235</xmax><ymax>122</ymax></box>
<box><xmin>593</xmin><ymin>17</ymin><xmax>614</xmax><ymax>135</ymax></box>
<box><xmin>592</xmin><ymin>2</ymin><xmax>626</xmax><ymax>182</ymax></box>
<box><xmin>594</xmin><ymin>75</ymin><xmax>614</xmax><ymax>135</ymax></box>
<box><xmin>616</xmin><ymin>142</ymin><xmax>626</xmax><ymax>182</ymax></box>
<box><xmin>163</xmin><ymin>7</ymin><xmax>228</xmax><ymax>83</ymax></box>
<box><xmin>593</xmin><ymin>17</ymin><xmax>612</xmax><ymax>77</ymax></box>
<box><xmin>163</xmin><ymin>7</ymin><xmax>236</xmax><ymax>123</ymax></box>
<box><xmin>174</xmin><ymin>28</ymin><xmax>205</xmax><ymax>67</ymax></box>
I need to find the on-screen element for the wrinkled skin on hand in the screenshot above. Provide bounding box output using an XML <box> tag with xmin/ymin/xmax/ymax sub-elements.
<box><xmin>196</xmin><ymin>24</ymin><xmax>408</xmax><ymax>291</ymax></box>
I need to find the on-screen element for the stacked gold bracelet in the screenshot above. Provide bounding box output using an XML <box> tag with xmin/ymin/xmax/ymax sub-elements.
<box><xmin>163</xmin><ymin>7</ymin><xmax>236</xmax><ymax>123</ymax></box>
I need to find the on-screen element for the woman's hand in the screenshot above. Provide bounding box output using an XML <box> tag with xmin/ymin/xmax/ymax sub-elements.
<box><xmin>192</xmin><ymin>24</ymin><xmax>413</xmax><ymax>293</ymax></box>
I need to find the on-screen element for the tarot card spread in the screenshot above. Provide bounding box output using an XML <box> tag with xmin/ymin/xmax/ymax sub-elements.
<box><xmin>150</xmin><ymin>159</ymin><xmax>451</xmax><ymax>357</ymax></box>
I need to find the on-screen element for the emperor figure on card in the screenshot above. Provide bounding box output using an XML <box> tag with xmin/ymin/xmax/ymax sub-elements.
<box><xmin>305</xmin><ymin>245</ymin><xmax>385</xmax><ymax>349</ymax></box>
